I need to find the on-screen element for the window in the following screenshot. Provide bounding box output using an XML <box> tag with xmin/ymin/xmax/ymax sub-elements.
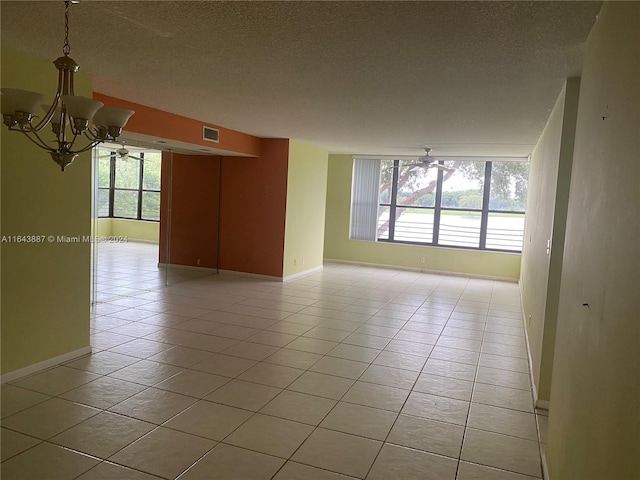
<box><xmin>95</xmin><ymin>145</ymin><xmax>162</xmax><ymax>221</ymax></box>
<box><xmin>352</xmin><ymin>157</ymin><xmax>528</xmax><ymax>252</ymax></box>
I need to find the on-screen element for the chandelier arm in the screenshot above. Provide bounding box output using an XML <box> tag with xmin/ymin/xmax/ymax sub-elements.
<box><xmin>18</xmin><ymin>129</ymin><xmax>56</xmax><ymax>153</ymax></box>
<box><xmin>72</xmin><ymin>139</ymin><xmax>102</xmax><ymax>155</ymax></box>
<box><xmin>32</xmin><ymin>70</ymin><xmax>65</xmax><ymax>132</ymax></box>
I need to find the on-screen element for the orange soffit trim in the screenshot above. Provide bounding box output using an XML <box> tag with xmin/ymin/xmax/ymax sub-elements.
<box><xmin>93</xmin><ymin>93</ymin><xmax>261</xmax><ymax>156</ymax></box>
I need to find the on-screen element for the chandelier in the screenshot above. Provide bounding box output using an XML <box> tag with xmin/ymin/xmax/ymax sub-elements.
<box><xmin>1</xmin><ymin>1</ymin><xmax>134</xmax><ymax>171</ymax></box>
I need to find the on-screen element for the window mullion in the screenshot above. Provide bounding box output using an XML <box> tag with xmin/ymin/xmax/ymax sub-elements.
<box><xmin>137</xmin><ymin>153</ymin><xmax>144</xmax><ymax>220</ymax></box>
<box><xmin>479</xmin><ymin>161</ymin><xmax>492</xmax><ymax>249</ymax></box>
<box><xmin>108</xmin><ymin>153</ymin><xmax>116</xmax><ymax>218</ymax></box>
<box><xmin>433</xmin><ymin>162</ymin><xmax>444</xmax><ymax>245</ymax></box>
<box><xmin>388</xmin><ymin>159</ymin><xmax>400</xmax><ymax>240</ymax></box>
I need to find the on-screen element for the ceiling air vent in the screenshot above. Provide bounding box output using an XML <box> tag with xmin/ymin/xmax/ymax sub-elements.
<box><xmin>203</xmin><ymin>126</ymin><xmax>220</xmax><ymax>143</ymax></box>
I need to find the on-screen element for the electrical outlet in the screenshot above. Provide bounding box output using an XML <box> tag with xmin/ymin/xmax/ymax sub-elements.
<box><xmin>293</xmin><ymin>258</ymin><xmax>297</xmax><ymax>266</ymax></box>
<box><xmin>302</xmin><ymin>256</ymin><xmax>305</xmax><ymax>264</ymax></box>
<box><xmin>197</xmin><ymin>258</ymin><xmax>201</xmax><ymax>266</ymax></box>
<box><xmin>420</xmin><ymin>257</ymin><xmax>425</xmax><ymax>263</ymax></box>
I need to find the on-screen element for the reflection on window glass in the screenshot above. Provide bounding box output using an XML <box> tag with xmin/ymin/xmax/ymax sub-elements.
<box><xmin>143</xmin><ymin>152</ymin><xmax>161</xmax><ymax>191</ymax></box>
<box><xmin>113</xmin><ymin>190</ymin><xmax>138</xmax><ymax>218</ymax></box>
<box><xmin>438</xmin><ymin>210</ymin><xmax>481</xmax><ymax>248</ymax></box>
<box><xmin>114</xmin><ymin>158</ymin><xmax>140</xmax><ymax>189</ymax></box>
<box><xmin>394</xmin><ymin>206</ymin><xmax>434</xmax><ymax>243</ymax></box>
<box><xmin>141</xmin><ymin>191</ymin><xmax>160</xmax><ymax>221</ymax></box>
<box><xmin>441</xmin><ymin>161</ymin><xmax>484</xmax><ymax>209</ymax></box>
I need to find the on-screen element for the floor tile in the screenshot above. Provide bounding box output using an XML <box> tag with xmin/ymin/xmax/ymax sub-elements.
<box><xmin>221</xmin><ymin>341</ymin><xmax>281</xmax><ymax>360</ymax></box>
<box><xmin>238</xmin><ymin>362</ymin><xmax>305</xmax><ymax>388</ymax></box>
<box><xmin>476</xmin><ymin>366</ymin><xmax>531</xmax><ymax>391</ymax></box>
<box><xmin>287</xmin><ymin>337</ymin><xmax>339</xmax><ymax>355</ymax></box>
<box><xmin>359</xmin><ymin>364</ymin><xmax>419</xmax><ymax>390</ymax></box>
<box><xmin>260</xmin><ymin>390</ymin><xmax>337</xmax><ymax>425</ymax></box>
<box><xmin>461</xmin><ymin>428</ymin><xmax>542</xmax><ymax>477</ymax></box>
<box><xmin>0</xmin><ymin>442</ymin><xmax>99</xmax><ymax>480</ymax></box>
<box><xmin>191</xmin><ymin>353</ymin><xmax>257</xmax><ymax>377</ymax></box>
<box><xmin>1</xmin><ymin>427</ymin><xmax>41</xmax><ymax>462</ymax></box>
<box><xmin>273</xmin><ymin>461</ymin><xmax>358</xmax><ymax>479</ymax></box>
<box><xmin>367</xmin><ymin>443</ymin><xmax>458</xmax><ymax>480</ymax></box>
<box><xmin>292</xmin><ymin>428</ymin><xmax>382</xmax><ymax>478</ymax></box>
<box><xmin>180</xmin><ymin>443</ymin><xmax>285</xmax><ymax>480</ymax></box>
<box><xmin>164</xmin><ymin>399</ymin><xmax>252</xmax><ymax>440</ymax></box>
<box><xmin>109</xmin><ymin>387</ymin><xmax>196</xmax><ymax>424</ymax></box>
<box><xmin>9</xmin><ymin>366</ymin><xmax>100</xmax><ymax>396</ymax></box>
<box><xmin>0</xmin><ymin>384</ymin><xmax>51</xmax><ymax>418</ymax></box>
<box><xmin>327</xmin><ymin>343</ymin><xmax>380</xmax><ymax>363</ymax></box>
<box><xmin>108</xmin><ymin>360</ymin><xmax>182</xmax><ymax>386</ymax></box>
<box><xmin>60</xmin><ymin>376</ymin><xmax>147</xmax><ymax>409</ymax></box>
<box><xmin>64</xmin><ymin>351</ymin><xmax>140</xmax><ymax>375</ymax></box>
<box><xmin>146</xmin><ymin>345</ymin><xmax>214</xmax><ymax>367</ymax></box>
<box><xmin>76</xmin><ymin>461</ymin><xmax>161</xmax><ymax>480</ymax></box>
<box><xmin>342</xmin><ymin>381</ymin><xmax>409</xmax><ymax>412</ymax></box>
<box><xmin>1</xmin><ymin>397</ymin><xmax>100</xmax><ymax>439</ymax></box>
<box><xmin>320</xmin><ymin>402</ymin><xmax>397</xmax><ymax>441</ymax></box>
<box><xmin>387</xmin><ymin>414</ymin><xmax>464</xmax><ymax>458</ymax></box>
<box><xmin>50</xmin><ymin>411</ymin><xmax>155</xmax><ymax>458</ymax></box>
<box><xmin>413</xmin><ymin>373</ymin><xmax>474</xmax><ymax>401</ymax></box>
<box><xmin>110</xmin><ymin>426</ymin><xmax>216</xmax><ymax>479</ymax></box>
<box><xmin>401</xmin><ymin>391</ymin><xmax>469</xmax><ymax>425</ymax></box>
<box><xmin>205</xmin><ymin>379</ymin><xmax>281</xmax><ymax>411</ymax></box>
<box><xmin>422</xmin><ymin>358</ymin><xmax>477</xmax><ymax>381</ymax></box>
<box><xmin>225</xmin><ymin>413</ymin><xmax>314</xmax><ymax>458</ymax></box>
<box><xmin>472</xmin><ymin>382</ymin><xmax>534</xmax><ymax>412</ymax></box>
<box><xmin>310</xmin><ymin>356</ymin><xmax>370</xmax><ymax>379</ymax></box>
<box><xmin>457</xmin><ymin>461</ymin><xmax>541</xmax><ymax>480</ymax></box>
<box><xmin>153</xmin><ymin>369</ymin><xmax>230</xmax><ymax>398</ymax></box>
<box><xmin>287</xmin><ymin>371</ymin><xmax>355</xmax><ymax>400</ymax></box>
<box><xmin>372</xmin><ymin>351</ymin><xmax>427</xmax><ymax>371</ymax></box>
<box><xmin>467</xmin><ymin>403</ymin><xmax>538</xmax><ymax>440</ymax></box>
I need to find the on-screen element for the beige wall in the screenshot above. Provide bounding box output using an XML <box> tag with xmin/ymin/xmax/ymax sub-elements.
<box><xmin>97</xmin><ymin>218</ymin><xmax>159</xmax><ymax>243</ymax></box>
<box><xmin>546</xmin><ymin>3</ymin><xmax>640</xmax><ymax>479</ymax></box>
<box><xmin>520</xmin><ymin>79</ymin><xmax>580</xmax><ymax>403</ymax></box>
<box><xmin>324</xmin><ymin>155</ymin><xmax>522</xmax><ymax>279</ymax></box>
<box><xmin>1</xmin><ymin>49</ymin><xmax>92</xmax><ymax>375</ymax></box>
<box><xmin>283</xmin><ymin>140</ymin><xmax>329</xmax><ymax>278</ymax></box>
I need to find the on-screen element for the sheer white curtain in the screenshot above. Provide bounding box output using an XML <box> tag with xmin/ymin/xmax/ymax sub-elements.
<box><xmin>349</xmin><ymin>158</ymin><xmax>381</xmax><ymax>241</ymax></box>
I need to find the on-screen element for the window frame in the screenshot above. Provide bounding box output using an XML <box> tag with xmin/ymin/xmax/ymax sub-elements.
<box><xmin>376</xmin><ymin>159</ymin><xmax>527</xmax><ymax>252</ymax></box>
<box><xmin>97</xmin><ymin>148</ymin><xmax>161</xmax><ymax>222</ymax></box>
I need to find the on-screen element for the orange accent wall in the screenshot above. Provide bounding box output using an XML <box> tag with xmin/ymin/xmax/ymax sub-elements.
<box><xmin>219</xmin><ymin>139</ymin><xmax>290</xmax><ymax>277</ymax></box>
<box><xmin>93</xmin><ymin>93</ymin><xmax>261</xmax><ymax>157</ymax></box>
<box><xmin>159</xmin><ymin>152</ymin><xmax>221</xmax><ymax>269</ymax></box>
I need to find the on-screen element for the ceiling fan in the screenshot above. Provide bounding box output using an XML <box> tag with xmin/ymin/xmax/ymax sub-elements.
<box><xmin>388</xmin><ymin>148</ymin><xmax>456</xmax><ymax>173</ymax></box>
<box><xmin>96</xmin><ymin>142</ymin><xmax>144</xmax><ymax>161</ymax></box>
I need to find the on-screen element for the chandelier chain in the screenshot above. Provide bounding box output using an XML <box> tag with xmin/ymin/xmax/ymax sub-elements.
<box><xmin>63</xmin><ymin>0</ymin><xmax>71</xmax><ymax>56</ymax></box>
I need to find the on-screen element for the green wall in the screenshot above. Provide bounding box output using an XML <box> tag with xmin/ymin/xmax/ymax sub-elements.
<box><xmin>546</xmin><ymin>3</ymin><xmax>640</xmax><ymax>478</ymax></box>
<box><xmin>324</xmin><ymin>155</ymin><xmax>521</xmax><ymax>279</ymax></box>
<box><xmin>1</xmin><ymin>49</ymin><xmax>92</xmax><ymax>375</ymax></box>
<box><xmin>283</xmin><ymin>140</ymin><xmax>329</xmax><ymax>278</ymax></box>
<box><xmin>520</xmin><ymin>79</ymin><xmax>580</xmax><ymax>404</ymax></box>
<box><xmin>97</xmin><ymin>218</ymin><xmax>159</xmax><ymax>243</ymax></box>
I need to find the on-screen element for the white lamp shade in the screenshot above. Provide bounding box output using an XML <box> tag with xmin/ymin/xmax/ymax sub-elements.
<box><xmin>93</xmin><ymin>107</ymin><xmax>135</xmax><ymax>128</ymax></box>
<box><xmin>61</xmin><ymin>95</ymin><xmax>104</xmax><ymax>121</ymax></box>
<box><xmin>1</xmin><ymin>88</ymin><xmax>46</xmax><ymax>115</ymax></box>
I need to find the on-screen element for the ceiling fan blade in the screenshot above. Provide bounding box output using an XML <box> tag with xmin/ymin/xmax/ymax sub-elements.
<box><xmin>127</xmin><ymin>155</ymin><xmax>144</xmax><ymax>161</ymax></box>
<box><xmin>432</xmin><ymin>164</ymin><xmax>456</xmax><ymax>172</ymax></box>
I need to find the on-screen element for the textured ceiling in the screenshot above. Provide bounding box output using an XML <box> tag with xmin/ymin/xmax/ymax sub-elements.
<box><xmin>1</xmin><ymin>1</ymin><xmax>601</xmax><ymax>156</ymax></box>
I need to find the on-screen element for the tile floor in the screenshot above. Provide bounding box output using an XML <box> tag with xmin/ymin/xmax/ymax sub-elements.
<box><xmin>1</xmin><ymin>242</ymin><xmax>546</xmax><ymax>479</ymax></box>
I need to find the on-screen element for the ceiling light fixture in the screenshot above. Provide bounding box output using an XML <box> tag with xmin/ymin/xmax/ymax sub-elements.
<box><xmin>1</xmin><ymin>1</ymin><xmax>134</xmax><ymax>171</ymax></box>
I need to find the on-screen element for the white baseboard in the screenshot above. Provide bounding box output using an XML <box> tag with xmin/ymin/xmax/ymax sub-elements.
<box><xmin>323</xmin><ymin>258</ymin><xmax>518</xmax><ymax>282</ymax></box>
<box><xmin>1</xmin><ymin>346</ymin><xmax>92</xmax><ymax>384</ymax></box>
<box><xmin>283</xmin><ymin>265</ymin><xmax>323</xmax><ymax>282</ymax></box>
<box><xmin>157</xmin><ymin>263</ymin><xmax>217</xmax><ymax>273</ymax></box>
<box><xmin>536</xmin><ymin>399</ymin><xmax>551</xmax><ymax>410</ymax></box>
